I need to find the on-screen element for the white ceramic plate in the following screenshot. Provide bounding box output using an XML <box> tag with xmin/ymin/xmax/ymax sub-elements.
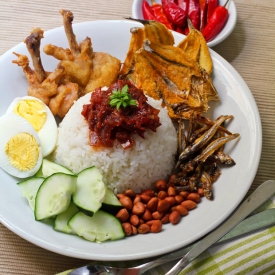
<box><xmin>0</xmin><ymin>20</ymin><xmax>261</xmax><ymax>261</ymax></box>
<box><xmin>132</xmin><ymin>0</ymin><xmax>237</xmax><ymax>47</ymax></box>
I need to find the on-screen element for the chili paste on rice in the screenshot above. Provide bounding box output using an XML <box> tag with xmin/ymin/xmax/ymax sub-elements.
<box><xmin>81</xmin><ymin>80</ymin><xmax>161</xmax><ymax>149</ymax></box>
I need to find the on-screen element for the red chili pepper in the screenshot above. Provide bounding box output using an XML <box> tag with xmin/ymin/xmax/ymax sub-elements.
<box><xmin>207</xmin><ymin>0</ymin><xmax>219</xmax><ymax>23</ymax></box>
<box><xmin>151</xmin><ymin>0</ymin><xmax>173</xmax><ymax>29</ymax></box>
<box><xmin>177</xmin><ymin>0</ymin><xmax>189</xmax><ymax>14</ymax></box>
<box><xmin>142</xmin><ymin>0</ymin><xmax>158</xmax><ymax>20</ymax></box>
<box><xmin>199</xmin><ymin>0</ymin><xmax>207</xmax><ymax>32</ymax></box>
<box><xmin>202</xmin><ymin>0</ymin><xmax>229</xmax><ymax>41</ymax></box>
<box><xmin>162</xmin><ymin>0</ymin><xmax>175</xmax><ymax>3</ymax></box>
<box><xmin>188</xmin><ymin>0</ymin><xmax>200</xmax><ymax>30</ymax></box>
<box><xmin>162</xmin><ymin>1</ymin><xmax>187</xmax><ymax>27</ymax></box>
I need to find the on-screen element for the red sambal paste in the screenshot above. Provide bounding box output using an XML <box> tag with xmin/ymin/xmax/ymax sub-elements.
<box><xmin>81</xmin><ymin>80</ymin><xmax>161</xmax><ymax>149</ymax></box>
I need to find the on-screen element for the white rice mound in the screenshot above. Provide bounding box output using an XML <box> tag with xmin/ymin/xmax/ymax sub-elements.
<box><xmin>52</xmin><ymin>92</ymin><xmax>178</xmax><ymax>194</ymax></box>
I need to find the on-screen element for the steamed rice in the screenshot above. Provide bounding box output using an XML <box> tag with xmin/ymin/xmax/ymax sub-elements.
<box><xmin>52</xmin><ymin>92</ymin><xmax>177</xmax><ymax>193</ymax></box>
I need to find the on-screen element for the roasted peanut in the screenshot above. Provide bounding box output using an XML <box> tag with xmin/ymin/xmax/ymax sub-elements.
<box><xmin>122</xmin><ymin>222</ymin><xmax>132</xmax><ymax>236</ymax></box>
<box><xmin>141</xmin><ymin>209</ymin><xmax>153</xmax><ymax>221</ymax></box>
<box><xmin>157</xmin><ymin>199</ymin><xmax>170</xmax><ymax>213</ymax></box>
<box><xmin>152</xmin><ymin>211</ymin><xmax>163</xmax><ymax>220</ymax></box>
<box><xmin>131</xmin><ymin>225</ymin><xmax>138</xmax><ymax>235</ymax></box>
<box><xmin>116</xmin><ymin>208</ymin><xmax>129</xmax><ymax>222</ymax></box>
<box><xmin>173</xmin><ymin>205</ymin><xmax>188</xmax><ymax>216</ymax></box>
<box><xmin>119</xmin><ymin>196</ymin><xmax>133</xmax><ymax>210</ymax></box>
<box><xmin>187</xmin><ymin>193</ymin><xmax>201</xmax><ymax>203</ymax></box>
<box><xmin>139</xmin><ymin>193</ymin><xmax>152</xmax><ymax>203</ymax></box>
<box><xmin>117</xmin><ymin>193</ymin><xmax>126</xmax><ymax>199</ymax></box>
<box><xmin>133</xmin><ymin>196</ymin><xmax>141</xmax><ymax>204</ymax></box>
<box><xmin>181</xmin><ymin>200</ymin><xmax>197</xmax><ymax>210</ymax></box>
<box><xmin>197</xmin><ymin>188</ymin><xmax>204</xmax><ymax>197</ymax></box>
<box><xmin>155</xmin><ymin>180</ymin><xmax>167</xmax><ymax>191</ymax></box>
<box><xmin>178</xmin><ymin>191</ymin><xmax>190</xmax><ymax>199</ymax></box>
<box><xmin>147</xmin><ymin>197</ymin><xmax>158</xmax><ymax>212</ymax></box>
<box><xmin>138</xmin><ymin>223</ymin><xmax>150</xmax><ymax>234</ymax></box>
<box><xmin>139</xmin><ymin>218</ymin><xmax>145</xmax><ymax>224</ymax></box>
<box><xmin>125</xmin><ymin>189</ymin><xmax>136</xmax><ymax>198</ymax></box>
<box><xmin>146</xmin><ymin>220</ymin><xmax>155</xmax><ymax>226</ymax></box>
<box><xmin>150</xmin><ymin>220</ymin><xmax>162</xmax><ymax>233</ymax></box>
<box><xmin>168</xmin><ymin>174</ymin><xmax>177</xmax><ymax>184</ymax></box>
<box><xmin>130</xmin><ymin>214</ymin><xmax>140</xmax><ymax>226</ymax></box>
<box><xmin>174</xmin><ymin>195</ymin><xmax>184</xmax><ymax>204</ymax></box>
<box><xmin>167</xmin><ymin>186</ymin><xmax>177</xmax><ymax>197</ymax></box>
<box><xmin>140</xmin><ymin>189</ymin><xmax>155</xmax><ymax>197</ymax></box>
<box><xmin>169</xmin><ymin>211</ymin><xmax>181</xmax><ymax>224</ymax></box>
<box><xmin>158</xmin><ymin>190</ymin><xmax>168</xmax><ymax>200</ymax></box>
<box><xmin>164</xmin><ymin>196</ymin><xmax>176</xmax><ymax>206</ymax></box>
<box><xmin>132</xmin><ymin>201</ymin><xmax>145</xmax><ymax>215</ymax></box>
<box><xmin>161</xmin><ymin>213</ymin><xmax>170</xmax><ymax>224</ymax></box>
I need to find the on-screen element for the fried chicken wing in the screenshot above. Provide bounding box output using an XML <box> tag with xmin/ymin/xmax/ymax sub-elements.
<box><xmin>43</xmin><ymin>10</ymin><xmax>93</xmax><ymax>88</ymax></box>
<box><xmin>84</xmin><ymin>52</ymin><xmax>121</xmax><ymax>93</ymax></box>
<box><xmin>49</xmin><ymin>82</ymin><xmax>78</xmax><ymax>118</ymax></box>
<box><xmin>12</xmin><ymin>28</ymin><xmax>61</xmax><ymax>105</ymax></box>
<box><xmin>13</xmin><ymin>27</ymin><xmax>79</xmax><ymax>118</ymax></box>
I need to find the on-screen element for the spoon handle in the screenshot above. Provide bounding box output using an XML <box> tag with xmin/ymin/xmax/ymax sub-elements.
<box><xmin>164</xmin><ymin>180</ymin><xmax>275</xmax><ymax>275</ymax></box>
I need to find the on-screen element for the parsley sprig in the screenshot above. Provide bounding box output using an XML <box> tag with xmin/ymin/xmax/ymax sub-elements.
<box><xmin>109</xmin><ymin>85</ymin><xmax>138</xmax><ymax>109</ymax></box>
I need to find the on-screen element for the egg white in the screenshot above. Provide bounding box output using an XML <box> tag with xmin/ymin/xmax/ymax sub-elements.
<box><xmin>6</xmin><ymin>96</ymin><xmax>58</xmax><ymax>157</ymax></box>
<box><xmin>0</xmin><ymin>113</ymin><xmax>43</xmax><ymax>178</ymax></box>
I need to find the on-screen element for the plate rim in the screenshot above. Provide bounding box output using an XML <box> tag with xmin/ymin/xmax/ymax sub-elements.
<box><xmin>0</xmin><ymin>19</ymin><xmax>262</xmax><ymax>261</ymax></box>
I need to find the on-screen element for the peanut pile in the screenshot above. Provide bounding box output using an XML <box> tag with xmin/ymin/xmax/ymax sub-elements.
<box><xmin>116</xmin><ymin>179</ymin><xmax>203</xmax><ymax>236</ymax></box>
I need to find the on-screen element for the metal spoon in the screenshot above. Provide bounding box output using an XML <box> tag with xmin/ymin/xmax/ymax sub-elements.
<box><xmin>68</xmin><ymin>180</ymin><xmax>275</xmax><ymax>275</ymax></box>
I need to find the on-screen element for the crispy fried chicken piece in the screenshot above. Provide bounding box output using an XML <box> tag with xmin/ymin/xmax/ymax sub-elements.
<box><xmin>43</xmin><ymin>9</ymin><xmax>93</xmax><ymax>88</ymax></box>
<box><xmin>12</xmin><ymin>28</ymin><xmax>62</xmax><ymax>105</ymax></box>
<box><xmin>49</xmin><ymin>82</ymin><xmax>78</xmax><ymax>118</ymax></box>
<box><xmin>84</xmin><ymin>52</ymin><xmax>121</xmax><ymax>93</ymax></box>
<box><xmin>13</xmin><ymin>27</ymin><xmax>79</xmax><ymax>117</ymax></box>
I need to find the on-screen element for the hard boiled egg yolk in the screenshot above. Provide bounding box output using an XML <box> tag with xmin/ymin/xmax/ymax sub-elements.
<box><xmin>12</xmin><ymin>99</ymin><xmax>47</xmax><ymax>132</ymax></box>
<box><xmin>5</xmin><ymin>132</ymin><xmax>40</xmax><ymax>171</ymax></box>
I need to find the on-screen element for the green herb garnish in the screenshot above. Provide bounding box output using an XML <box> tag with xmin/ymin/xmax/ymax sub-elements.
<box><xmin>109</xmin><ymin>85</ymin><xmax>138</xmax><ymax>109</ymax></box>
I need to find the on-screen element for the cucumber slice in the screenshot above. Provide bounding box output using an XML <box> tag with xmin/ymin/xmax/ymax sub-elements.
<box><xmin>35</xmin><ymin>159</ymin><xmax>74</xmax><ymax>178</ymax></box>
<box><xmin>17</xmin><ymin>177</ymin><xmax>44</xmax><ymax>211</ymax></box>
<box><xmin>68</xmin><ymin>210</ymin><xmax>125</xmax><ymax>242</ymax></box>
<box><xmin>101</xmin><ymin>188</ymin><xmax>122</xmax><ymax>214</ymax></box>
<box><xmin>54</xmin><ymin>201</ymin><xmax>79</xmax><ymax>234</ymax></box>
<box><xmin>73</xmin><ymin>166</ymin><xmax>106</xmax><ymax>216</ymax></box>
<box><xmin>35</xmin><ymin>173</ymin><xmax>77</xmax><ymax>220</ymax></box>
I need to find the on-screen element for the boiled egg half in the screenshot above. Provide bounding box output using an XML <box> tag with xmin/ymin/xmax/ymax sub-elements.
<box><xmin>6</xmin><ymin>96</ymin><xmax>57</xmax><ymax>157</ymax></box>
<box><xmin>0</xmin><ymin>113</ymin><xmax>43</xmax><ymax>178</ymax></box>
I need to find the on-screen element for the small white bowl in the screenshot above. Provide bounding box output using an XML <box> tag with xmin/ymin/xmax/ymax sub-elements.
<box><xmin>132</xmin><ymin>0</ymin><xmax>237</xmax><ymax>47</ymax></box>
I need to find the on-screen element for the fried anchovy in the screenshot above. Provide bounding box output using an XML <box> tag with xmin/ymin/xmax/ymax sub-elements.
<box><xmin>177</xmin><ymin>119</ymin><xmax>186</xmax><ymax>156</ymax></box>
<box><xmin>209</xmin><ymin>162</ymin><xmax>221</xmax><ymax>182</ymax></box>
<box><xmin>189</xmin><ymin>125</ymin><xmax>209</xmax><ymax>143</ymax></box>
<box><xmin>201</xmin><ymin>171</ymin><xmax>213</xmax><ymax>200</ymax></box>
<box><xmin>194</xmin><ymin>133</ymin><xmax>240</xmax><ymax>163</ymax></box>
<box><xmin>189</xmin><ymin>164</ymin><xmax>203</xmax><ymax>191</ymax></box>
<box><xmin>186</xmin><ymin>111</ymin><xmax>196</xmax><ymax>144</ymax></box>
<box><xmin>195</xmin><ymin>114</ymin><xmax>232</xmax><ymax>135</ymax></box>
<box><xmin>176</xmin><ymin>115</ymin><xmax>232</xmax><ymax>168</ymax></box>
<box><xmin>208</xmin><ymin>151</ymin><xmax>236</xmax><ymax>165</ymax></box>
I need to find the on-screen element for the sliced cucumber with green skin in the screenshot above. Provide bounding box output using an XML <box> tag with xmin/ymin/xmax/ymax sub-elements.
<box><xmin>35</xmin><ymin>173</ymin><xmax>77</xmax><ymax>221</ymax></box>
<box><xmin>73</xmin><ymin>166</ymin><xmax>106</xmax><ymax>216</ymax></box>
<box><xmin>68</xmin><ymin>210</ymin><xmax>125</xmax><ymax>242</ymax></box>
<box><xmin>54</xmin><ymin>201</ymin><xmax>79</xmax><ymax>234</ymax></box>
<box><xmin>35</xmin><ymin>158</ymin><xmax>74</xmax><ymax>178</ymax></box>
<box><xmin>17</xmin><ymin>177</ymin><xmax>44</xmax><ymax>211</ymax></box>
<box><xmin>101</xmin><ymin>188</ymin><xmax>122</xmax><ymax>215</ymax></box>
